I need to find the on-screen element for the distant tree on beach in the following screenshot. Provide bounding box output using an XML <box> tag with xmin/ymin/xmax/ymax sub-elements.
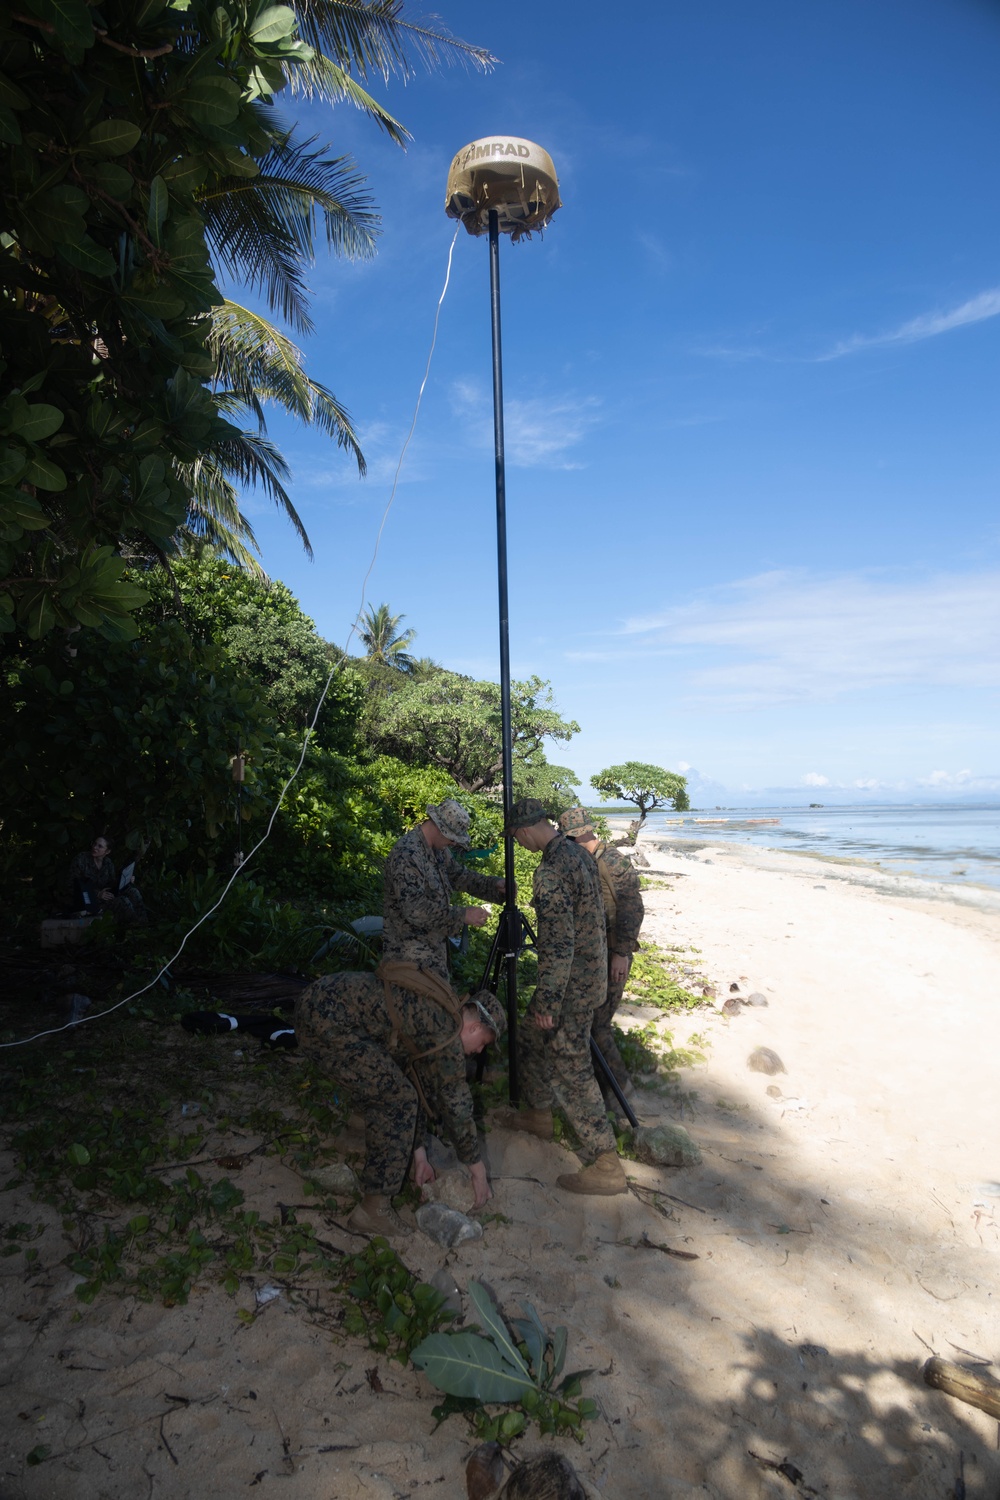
<box><xmin>590</xmin><ymin>761</ymin><xmax>689</xmax><ymax>840</ymax></box>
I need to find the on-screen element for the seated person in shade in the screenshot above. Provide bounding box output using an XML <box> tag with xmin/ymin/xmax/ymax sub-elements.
<box><xmin>68</xmin><ymin>835</ymin><xmax>146</xmax><ymax>924</ymax></box>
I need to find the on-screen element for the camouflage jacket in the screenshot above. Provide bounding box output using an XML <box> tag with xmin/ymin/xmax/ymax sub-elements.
<box><xmin>68</xmin><ymin>851</ymin><xmax>115</xmax><ymax>896</ymax></box>
<box><xmin>593</xmin><ymin>842</ymin><xmax>644</xmax><ymax>955</ymax></box>
<box><xmin>383</xmin><ymin>825</ymin><xmax>501</xmax><ymax>975</ymax></box>
<box><xmin>296</xmin><ymin>970</ymin><xmax>481</xmax><ymax>1166</ymax></box>
<box><xmin>530</xmin><ymin>832</ymin><xmax>607</xmax><ymax>1024</ymax></box>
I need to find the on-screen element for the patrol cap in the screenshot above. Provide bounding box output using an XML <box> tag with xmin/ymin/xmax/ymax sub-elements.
<box><xmin>466</xmin><ymin>989</ymin><xmax>506</xmax><ymax>1039</ymax></box>
<box><xmin>505</xmin><ymin>797</ymin><xmax>552</xmax><ymax>834</ymax></box>
<box><xmin>427</xmin><ymin>798</ymin><xmax>472</xmax><ymax>848</ymax></box>
<box><xmin>558</xmin><ymin>806</ymin><xmax>597</xmax><ymax>841</ymax></box>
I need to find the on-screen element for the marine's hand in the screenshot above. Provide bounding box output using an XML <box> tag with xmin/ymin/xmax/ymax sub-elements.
<box><xmin>491</xmin><ymin>878</ymin><xmax>506</xmax><ymax>901</ymax></box>
<box><xmin>528</xmin><ymin>1010</ymin><xmax>556</xmax><ymax>1031</ymax></box>
<box><xmin>469</xmin><ymin>1160</ymin><xmax>492</xmax><ymax>1208</ymax></box>
<box><xmin>609</xmin><ymin>953</ymin><xmax>629</xmax><ymax>983</ymax></box>
<box><xmin>412</xmin><ymin>1146</ymin><xmax>435</xmax><ymax>1191</ymax></box>
<box><xmin>464</xmin><ymin>906</ymin><xmax>489</xmax><ymax>928</ymax></box>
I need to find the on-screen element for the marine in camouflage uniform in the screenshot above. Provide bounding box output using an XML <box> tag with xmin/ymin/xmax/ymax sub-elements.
<box><xmin>559</xmin><ymin>807</ymin><xmax>644</xmax><ymax>1092</ymax></box>
<box><xmin>498</xmin><ymin>799</ymin><xmax>624</xmax><ymax>1194</ymax></box>
<box><xmin>294</xmin><ymin>964</ymin><xmax>505</xmax><ymax>1238</ymax></box>
<box><xmin>382</xmin><ymin>799</ymin><xmax>505</xmax><ymax>981</ymax></box>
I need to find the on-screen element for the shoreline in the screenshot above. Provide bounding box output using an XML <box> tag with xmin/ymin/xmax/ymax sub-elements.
<box><xmin>600</xmin><ymin>811</ymin><xmax>1000</xmax><ymax>915</ymax></box>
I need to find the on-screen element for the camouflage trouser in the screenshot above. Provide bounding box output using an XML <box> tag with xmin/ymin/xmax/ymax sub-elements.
<box><xmin>592</xmin><ymin>954</ymin><xmax>632</xmax><ymax>1092</ymax></box>
<box><xmin>519</xmin><ymin>973</ymin><xmax>616</xmax><ymax>1163</ymax></box>
<box><xmin>294</xmin><ymin>980</ymin><xmax>417</xmax><ymax>1197</ymax></box>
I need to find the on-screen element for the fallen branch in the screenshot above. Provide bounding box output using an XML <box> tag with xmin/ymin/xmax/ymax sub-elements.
<box><xmin>923</xmin><ymin>1358</ymin><xmax>1000</xmax><ymax>1420</ymax></box>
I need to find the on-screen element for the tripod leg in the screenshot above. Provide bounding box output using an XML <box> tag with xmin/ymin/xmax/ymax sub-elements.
<box><xmin>590</xmin><ymin>1036</ymin><xmax>638</xmax><ymax>1129</ymax></box>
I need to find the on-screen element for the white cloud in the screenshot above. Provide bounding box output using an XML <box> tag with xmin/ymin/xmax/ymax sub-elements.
<box><xmin>587</xmin><ymin>568</ymin><xmax>1000</xmax><ymax>709</ymax></box>
<box><xmin>450</xmin><ymin>380</ymin><xmax>599</xmax><ymax>469</ymax></box>
<box><xmin>918</xmin><ymin>768</ymin><xmax>973</xmax><ymax>787</ymax></box>
<box><xmin>802</xmin><ymin>772</ymin><xmax>830</xmax><ymax>786</ymax></box>
<box><xmin>824</xmin><ymin>287</ymin><xmax>1000</xmax><ymax>359</ymax></box>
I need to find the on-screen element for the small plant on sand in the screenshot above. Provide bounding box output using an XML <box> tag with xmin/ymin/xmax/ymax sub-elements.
<box><xmin>624</xmin><ymin>943</ymin><xmax>704</xmax><ymax>1012</ymax></box>
<box><xmin>411</xmin><ymin>1281</ymin><xmax>597</xmax><ymax>1443</ymax></box>
<box><xmin>341</xmin><ymin>1240</ymin><xmax>456</xmax><ymax>1362</ymax></box>
<box><xmin>614</xmin><ymin>1021</ymin><xmax>705</xmax><ymax>1081</ymax></box>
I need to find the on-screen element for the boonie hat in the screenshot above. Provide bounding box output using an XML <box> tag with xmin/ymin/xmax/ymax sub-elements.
<box><xmin>505</xmin><ymin>797</ymin><xmax>552</xmax><ymax>834</ymax></box>
<box><xmin>427</xmin><ymin>799</ymin><xmax>471</xmax><ymax>848</ymax></box>
<box><xmin>559</xmin><ymin>806</ymin><xmax>597</xmax><ymax>840</ymax></box>
<box><xmin>467</xmin><ymin>989</ymin><xmax>506</xmax><ymax>1039</ymax></box>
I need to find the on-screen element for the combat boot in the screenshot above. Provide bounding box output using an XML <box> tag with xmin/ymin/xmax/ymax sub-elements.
<box><xmin>494</xmin><ymin>1107</ymin><xmax>554</xmax><ymax>1141</ymax></box>
<box><xmin>556</xmin><ymin>1150</ymin><xmax>627</xmax><ymax>1196</ymax></box>
<box><xmin>347</xmin><ymin>1194</ymin><xmax>414</xmax><ymax>1240</ymax></box>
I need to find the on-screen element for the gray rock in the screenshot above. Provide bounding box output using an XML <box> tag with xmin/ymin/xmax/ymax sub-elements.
<box><xmin>746</xmin><ymin>992</ymin><xmax>769</xmax><ymax>1007</ymax></box>
<box><xmin>415</xmin><ymin>1202</ymin><xmax>484</xmax><ymax>1247</ymax></box>
<box><xmin>311</xmin><ymin>1162</ymin><xmax>359</xmax><ymax>1195</ymax></box>
<box><xmin>429</xmin><ymin>1267</ymin><xmax>463</xmax><ymax>1316</ymax></box>
<box><xmin>633</xmin><ymin>1122</ymin><xmax>702</xmax><ymax>1168</ymax></box>
<box><xmin>747</xmin><ymin>1047</ymin><xmax>785</xmax><ymax>1075</ymax></box>
<box><xmin>630</xmin><ymin>849</ymin><xmax>650</xmax><ymax>867</ymax></box>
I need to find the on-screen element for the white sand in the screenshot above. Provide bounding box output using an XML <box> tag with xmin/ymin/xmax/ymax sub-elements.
<box><xmin>3</xmin><ymin>841</ymin><xmax>1000</xmax><ymax>1498</ymax></box>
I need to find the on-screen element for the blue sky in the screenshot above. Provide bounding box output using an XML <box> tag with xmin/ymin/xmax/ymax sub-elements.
<box><xmin>234</xmin><ymin>0</ymin><xmax>1000</xmax><ymax>805</ymax></box>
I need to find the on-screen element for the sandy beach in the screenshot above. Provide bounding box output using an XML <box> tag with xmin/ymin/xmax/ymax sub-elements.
<box><xmin>3</xmin><ymin>838</ymin><xmax>1000</xmax><ymax>1498</ymax></box>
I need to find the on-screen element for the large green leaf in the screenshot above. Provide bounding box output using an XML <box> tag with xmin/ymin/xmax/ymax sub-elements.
<box><xmin>22</xmin><ymin>185</ymin><xmax>89</xmax><ymax>243</ymax></box>
<box><xmin>148</xmin><ymin>175</ymin><xmax>169</xmax><ymax>238</ymax></box>
<box><xmin>0</xmin><ymin>446</ymin><xmax>28</xmax><ymax>483</ymax></box>
<box><xmin>467</xmin><ymin>1282</ymin><xmax>531</xmax><ymax>1380</ymax></box>
<box><xmin>22</xmin><ymin>0</ymin><xmax>94</xmax><ymax>49</ymax></box>
<box><xmin>0</xmin><ymin>491</ymin><xmax>51</xmax><ymax>532</ymax></box>
<box><xmin>22</xmin><ymin>453</ymin><xmax>67</xmax><ymax>491</ymax></box>
<box><xmin>179</xmin><ymin>76</ymin><xmax>241</xmax><ymax>127</ymax></box>
<box><xmin>85</xmin><ymin>119</ymin><xmax>142</xmax><ymax>156</ymax></box>
<box><xmin>0</xmin><ymin>106</ymin><xmax>21</xmax><ymax>145</ymax></box>
<box><xmin>88</xmin><ymin>162</ymin><xmax>134</xmax><ymax>198</ymax></box>
<box><xmin>0</xmin><ymin>71</ymin><xmax>29</xmax><ymax>110</ymax></box>
<box><xmin>250</xmin><ymin>6</ymin><xmax>297</xmax><ymax>44</ymax></box>
<box><xmin>58</xmin><ymin>236</ymin><xmax>117</xmax><ymax>278</ymax></box>
<box><xmin>410</xmin><ymin>1331</ymin><xmax>536</xmax><ymax>1403</ymax></box>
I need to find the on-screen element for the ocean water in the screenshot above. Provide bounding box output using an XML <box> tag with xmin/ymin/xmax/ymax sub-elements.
<box><xmin>634</xmin><ymin>804</ymin><xmax>1000</xmax><ymax>892</ymax></box>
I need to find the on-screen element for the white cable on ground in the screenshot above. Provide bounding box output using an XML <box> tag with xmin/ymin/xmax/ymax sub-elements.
<box><xmin>2</xmin><ymin>227</ymin><xmax>462</xmax><ymax>1052</ymax></box>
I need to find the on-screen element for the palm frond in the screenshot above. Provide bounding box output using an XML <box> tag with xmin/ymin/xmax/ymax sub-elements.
<box><xmin>200</xmin><ymin>125</ymin><xmax>378</xmax><ymax>330</ymax></box>
<box><xmin>287</xmin><ymin>54</ymin><xmax>410</xmax><ymax>144</ymax></box>
<box><xmin>210</xmin><ymin>301</ymin><xmax>366</xmax><ymax>472</ymax></box>
<box><xmin>205</xmin><ymin>427</ymin><xmax>313</xmax><ymax>559</ymax></box>
<box><xmin>293</xmin><ymin>0</ymin><xmax>496</xmax><ymax>79</ymax></box>
<box><xmin>177</xmin><ymin>463</ymin><xmax>268</xmax><ymax>577</ymax></box>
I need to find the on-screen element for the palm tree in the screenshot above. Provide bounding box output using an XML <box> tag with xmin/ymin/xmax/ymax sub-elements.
<box><xmin>359</xmin><ymin>603</ymin><xmax>417</xmax><ymax>670</ymax></box>
<box><xmin>180</xmin><ymin>7</ymin><xmax>493</xmax><ymax>562</ymax></box>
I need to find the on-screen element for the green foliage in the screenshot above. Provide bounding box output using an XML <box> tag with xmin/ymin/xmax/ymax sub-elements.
<box><xmin>0</xmin><ymin>0</ymin><xmax>317</xmax><ymax>636</ymax></box>
<box><xmin>0</xmin><ymin>617</ymin><xmax>273</xmax><ymax>895</ymax></box>
<box><xmin>625</xmin><ymin>943</ymin><xmax>704</xmax><ymax>1012</ymax></box>
<box><xmin>412</xmin><ymin>1282</ymin><xmax>598</xmax><ymax>1443</ymax></box>
<box><xmin>140</xmin><ymin>553</ymin><xmax>362</xmax><ymax>748</ymax></box>
<box><xmin>591</xmin><ymin>761</ymin><xmax>690</xmax><ymax>831</ymax></box>
<box><xmin>342</xmin><ymin>1240</ymin><xmax>455</xmax><ymax>1362</ymax></box>
<box><xmin>0</xmin><ymin>0</ymin><xmax>494</xmax><ymax>636</ymax></box>
<box><xmin>5</xmin><ymin>1014</ymin><xmax>352</xmax><ymax>1305</ymax></box>
<box><xmin>361</xmin><ymin>668</ymin><xmax>580</xmax><ymax>796</ymax></box>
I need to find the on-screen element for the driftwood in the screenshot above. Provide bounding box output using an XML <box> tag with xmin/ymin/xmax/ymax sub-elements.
<box><xmin>923</xmin><ymin>1357</ymin><xmax>1000</xmax><ymax>1419</ymax></box>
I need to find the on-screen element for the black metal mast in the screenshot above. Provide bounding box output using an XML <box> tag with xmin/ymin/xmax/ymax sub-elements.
<box><xmin>487</xmin><ymin>207</ymin><xmax>521</xmax><ymax>1103</ymax></box>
